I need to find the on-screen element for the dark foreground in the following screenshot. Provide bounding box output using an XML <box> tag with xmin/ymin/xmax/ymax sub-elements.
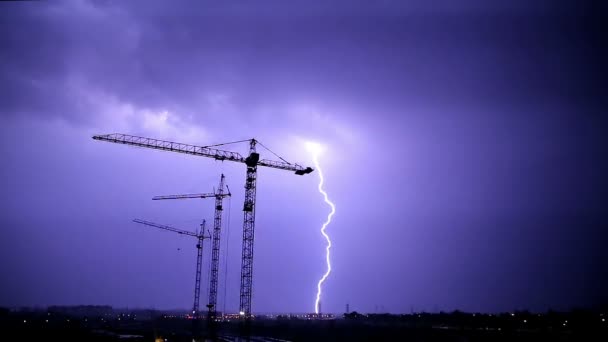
<box><xmin>1</xmin><ymin>307</ymin><xmax>607</xmax><ymax>341</ymax></box>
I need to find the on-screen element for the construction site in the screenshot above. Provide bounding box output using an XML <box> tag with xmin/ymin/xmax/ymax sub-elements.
<box><xmin>91</xmin><ymin>133</ymin><xmax>315</xmax><ymax>341</ymax></box>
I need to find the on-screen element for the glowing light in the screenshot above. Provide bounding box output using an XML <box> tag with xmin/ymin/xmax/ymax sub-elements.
<box><xmin>308</xmin><ymin>141</ymin><xmax>336</xmax><ymax>314</ymax></box>
<box><xmin>239</xmin><ymin>311</ymin><xmax>245</xmax><ymax>316</ymax></box>
<box><xmin>305</xmin><ymin>141</ymin><xmax>324</xmax><ymax>155</ymax></box>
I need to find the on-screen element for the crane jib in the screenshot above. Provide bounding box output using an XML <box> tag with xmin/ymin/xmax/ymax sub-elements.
<box><xmin>92</xmin><ymin>133</ymin><xmax>314</xmax><ymax>174</ymax></box>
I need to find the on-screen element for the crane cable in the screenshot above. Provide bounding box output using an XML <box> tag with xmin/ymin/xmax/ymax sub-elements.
<box><xmin>256</xmin><ymin>140</ymin><xmax>292</xmax><ymax>165</ymax></box>
<box><xmin>201</xmin><ymin>139</ymin><xmax>252</xmax><ymax>149</ymax></box>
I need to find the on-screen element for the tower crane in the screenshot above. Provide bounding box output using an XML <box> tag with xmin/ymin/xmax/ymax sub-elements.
<box><xmin>131</xmin><ymin>219</ymin><xmax>209</xmax><ymax>340</ymax></box>
<box><xmin>93</xmin><ymin>134</ymin><xmax>314</xmax><ymax>320</ymax></box>
<box><xmin>152</xmin><ymin>174</ymin><xmax>231</xmax><ymax>325</ymax></box>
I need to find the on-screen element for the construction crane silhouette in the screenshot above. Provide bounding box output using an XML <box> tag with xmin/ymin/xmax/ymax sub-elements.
<box><xmin>93</xmin><ymin>134</ymin><xmax>313</xmax><ymax>321</ymax></box>
<box><xmin>132</xmin><ymin>219</ymin><xmax>209</xmax><ymax>340</ymax></box>
<box><xmin>152</xmin><ymin>174</ymin><xmax>230</xmax><ymax>337</ymax></box>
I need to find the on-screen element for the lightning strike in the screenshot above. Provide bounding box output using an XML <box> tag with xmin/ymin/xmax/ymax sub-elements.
<box><xmin>307</xmin><ymin>142</ymin><xmax>336</xmax><ymax>314</ymax></box>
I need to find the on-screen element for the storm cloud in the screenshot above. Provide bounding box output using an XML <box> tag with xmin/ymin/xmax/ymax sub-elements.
<box><xmin>0</xmin><ymin>0</ymin><xmax>606</xmax><ymax>313</ymax></box>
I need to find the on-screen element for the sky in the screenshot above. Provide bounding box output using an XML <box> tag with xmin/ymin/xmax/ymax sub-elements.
<box><xmin>0</xmin><ymin>0</ymin><xmax>606</xmax><ymax>314</ymax></box>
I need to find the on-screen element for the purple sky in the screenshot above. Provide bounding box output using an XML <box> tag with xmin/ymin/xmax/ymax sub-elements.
<box><xmin>1</xmin><ymin>1</ymin><xmax>606</xmax><ymax>314</ymax></box>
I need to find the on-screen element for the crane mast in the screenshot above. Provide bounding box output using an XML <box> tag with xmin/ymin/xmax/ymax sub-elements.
<box><xmin>193</xmin><ymin>221</ymin><xmax>205</xmax><ymax>319</ymax></box>
<box><xmin>209</xmin><ymin>174</ymin><xmax>226</xmax><ymax>320</ymax></box>
<box><xmin>240</xmin><ymin>139</ymin><xmax>258</xmax><ymax>318</ymax></box>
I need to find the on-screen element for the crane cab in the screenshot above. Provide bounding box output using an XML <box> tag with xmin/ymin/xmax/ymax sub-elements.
<box><xmin>245</xmin><ymin>152</ymin><xmax>260</xmax><ymax>167</ymax></box>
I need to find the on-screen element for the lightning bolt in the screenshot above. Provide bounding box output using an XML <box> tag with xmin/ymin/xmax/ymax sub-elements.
<box><xmin>312</xmin><ymin>150</ymin><xmax>335</xmax><ymax>314</ymax></box>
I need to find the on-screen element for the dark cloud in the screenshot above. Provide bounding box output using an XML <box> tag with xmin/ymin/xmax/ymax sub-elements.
<box><xmin>2</xmin><ymin>1</ymin><xmax>604</xmax><ymax>125</ymax></box>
